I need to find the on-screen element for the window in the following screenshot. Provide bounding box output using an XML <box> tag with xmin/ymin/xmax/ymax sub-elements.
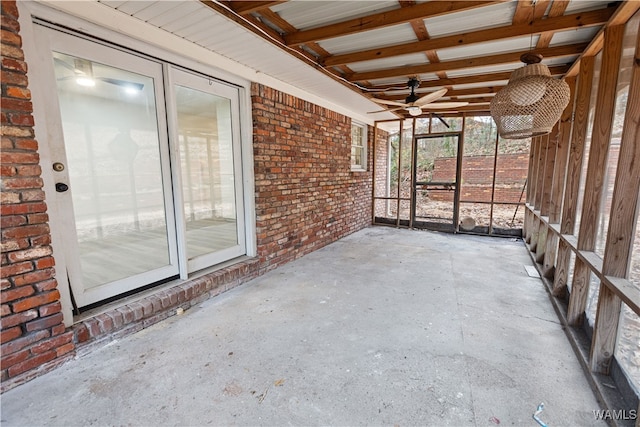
<box><xmin>351</xmin><ymin>122</ymin><xmax>367</xmax><ymax>171</ymax></box>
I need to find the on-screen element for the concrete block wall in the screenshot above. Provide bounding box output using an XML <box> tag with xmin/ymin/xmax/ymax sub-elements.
<box><xmin>0</xmin><ymin>2</ymin><xmax>376</xmax><ymax>391</ymax></box>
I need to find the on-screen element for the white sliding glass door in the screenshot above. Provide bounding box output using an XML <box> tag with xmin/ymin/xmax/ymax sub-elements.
<box><xmin>36</xmin><ymin>25</ymin><xmax>248</xmax><ymax>309</ymax></box>
<box><xmin>169</xmin><ymin>68</ymin><xmax>245</xmax><ymax>272</ymax></box>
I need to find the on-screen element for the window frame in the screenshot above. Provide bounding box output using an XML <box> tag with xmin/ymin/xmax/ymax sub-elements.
<box><xmin>351</xmin><ymin>121</ymin><xmax>368</xmax><ymax>172</ymax></box>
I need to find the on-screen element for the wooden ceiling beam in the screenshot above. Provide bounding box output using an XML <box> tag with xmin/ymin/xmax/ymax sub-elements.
<box><xmin>256</xmin><ymin>8</ymin><xmax>293</xmax><ymax>34</ymax></box>
<box><xmin>284</xmin><ymin>1</ymin><xmax>500</xmax><ymax>46</ymax></box>
<box><xmin>512</xmin><ymin>0</ymin><xmax>550</xmax><ymax>25</ymax></box>
<box><xmin>255</xmin><ymin>8</ymin><xmax>365</xmax><ymax>87</ymax></box>
<box><xmin>228</xmin><ymin>1</ymin><xmax>287</xmax><ymax>16</ymax></box>
<box><xmin>349</xmin><ymin>43</ymin><xmax>587</xmax><ymax>82</ymax></box>
<box><xmin>323</xmin><ymin>7</ymin><xmax>615</xmax><ymax>67</ymax></box>
<box><xmin>379</xmin><ymin>86</ymin><xmax>502</xmax><ymax>101</ymax></box>
<box><xmin>201</xmin><ymin>1</ymin><xmax>284</xmax><ymax>44</ymax></box>
<box><xmin>536</xmin><ymin>1</ymin><xmax>570</xmax><ymax>49</ymax></box>
<box><xmin>565</xmin><ymin>0</ymin><xmax>640</xmax><ymax>77</ymax></box>
<box><xmin>365</xmin><ymin>65</ymin><xmax>569</xmax><ymax>90</ymax></box>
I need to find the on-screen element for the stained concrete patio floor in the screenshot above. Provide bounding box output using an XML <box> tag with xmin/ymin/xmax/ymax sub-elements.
<box><xmin>1</xmin><ymin>227</ymin><xmax>605</xmax><ymax>426</ymax></box>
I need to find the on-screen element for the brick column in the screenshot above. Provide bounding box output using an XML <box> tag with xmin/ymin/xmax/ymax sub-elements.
<box><xmin>1</xmin><ymin>0</ymin><xmax>73</xmax><ymax>390</ymax></box>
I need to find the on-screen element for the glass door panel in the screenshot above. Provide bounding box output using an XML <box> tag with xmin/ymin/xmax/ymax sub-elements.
<box><xmin>170</xmin><ymin>68</ymin><xmax>245</xmax><ymax>271</ymax></box>
<box><xmin>44</xmin><ymin>27</ymin><xmax>178</xmax><ymax>307</ymax></box>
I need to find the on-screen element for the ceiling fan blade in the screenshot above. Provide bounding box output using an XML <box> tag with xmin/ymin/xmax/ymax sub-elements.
<box><xmin>419</xmin><ymin>101</ymin><xmax>469</xmax><ymax>109</ymax></box>
<box><xmin>370</xmin><ymin>98</ymin><xmax>409</xmax><ymax>107</ymax></box>
<box><xmin>414</xmin><ymin>88</ymin><xmax>448</xmax><ymax>106</ymax></box>
<box><xmin>367</xmin><ymin>107</ymin><xmax>404</xmax><ymax>114</ymax></box>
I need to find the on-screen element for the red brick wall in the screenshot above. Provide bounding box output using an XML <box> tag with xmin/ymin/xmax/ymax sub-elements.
<box><xmin>0</xmin><ymin>0</ymin><xmax>75</xmax><ymax>384</ymax></box>
<box><xmin>431</xmin><ymin>153</ymin><xmax>529</xmax><ymax>202</ymax></box>
<box><xmin>251</xmin><ymin>83</ymin><xmax>373</xmax><ymax>271</ymax></box>
<box><xmin>0</xmin><ymin>4</ymin><xmax>376</xmax><ymax>390</ymax></box>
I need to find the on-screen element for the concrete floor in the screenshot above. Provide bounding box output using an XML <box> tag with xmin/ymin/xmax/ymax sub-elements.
<box><xmin>1</xmin><ymin>227</ymin><xmax>605</xmax><ymax>426</ymax></box>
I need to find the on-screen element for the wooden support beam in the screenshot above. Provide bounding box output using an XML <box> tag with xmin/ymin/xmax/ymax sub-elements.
<box><xmin>400</xmin><ymin>0</ymin><xmax>448</xmax><ymax>80</ymax></box>
<box><xmin>565</xmin><ymin>1</ymin><xmax>640</xmax><ymax>78</ymax></box>
<box><xmin>590</xmin><ymin>20</ymin><xmax>640</xmax><ymax>374</ymax></box>
<box><xmin>524</xmin><ymin>209</ymin><xmax>533</xmax><ymax>244</ymax></box>
<box><xmin>529</xmin><ymin>136</ymin><xmax>543</xmax><ymax>210</ymax></box>
<box><xmin>548</xmin><ymin>76</ymin><xmax>577</xmax><ymax>224</ymax></box>
<box><xmin>547</xmin><ymin>75</ymin><xmax>576</xmax><ymax>293</ymax></box>
<box><xmin>348</xmin><ymin>44</ymin><xmax>587</xmax><ymax>82</ymax></box>
<box><xmin>531</xmin><ymin>216</ymin><xmax>541</xmax><ymax>253</ymax></box>
<box><xmin>366</xmin><ymin>66</ymin><xmax>569</xmax><ymax>92</ymax></box>
<box><xmin>229</xmin><ymin>1</ymin><xmax>286</xmax><ymax>15</ymax></box>
<box><xmin>540</xmin><ymin>125</ymin><xmax>558</xmax><ymax>217</ymax></box>
<box><xmin>552</xmin><ymin>239</ymin><xmax>570</xmax><ymax>298</ymax></box>
<box><xmin>536</xmin><ymin>221</ymin><xmax>548</xmax><ymax>263</ymax></box>
<box><xmin>542</xmin><ymin>230</ymin><xmax>558</xmax><ymax>278</ymax></box>
<box><xmin>324</xmin><ymin>8</ymin><xmax>614</xmax><ymax>67</ymax></box>
<box><xmin>568</xmin><ymin>24</ymin><xmax>625</xmax><ymax>326</ymax></box>
<box><xmin>560</xmin><ymin>57</ymin><xmax>594</xmax><ymax>235</ymax></box>
<box><xmin>285</xmin><ymin>1</ymin><xmax>499</xmax><ymax>46</ymax></box>
<box><xmin>377</xmin><ymin>86</ymin><xmax>501</xmax><ymax>102</ymax></box>
<box><xmin>526</xmin><ymin>137</ymin><xmax>539</xmax><ymax>206</ymax></box>
<box><xmin>576</xmin><ymin>25</ymin><xmax>624</xmax><ymax>251</ymax></box>
<box><xmin>534</xmin><ymin>135</ymin><xmax>549</xmax><ymax>210</ymax></box>
<box><xmin>536</xmin><ymin>0</ymin><xmax>569</xmax><ymax>49</ymax></box>
<box><xmin>511</xmin><ymin>0</ymin><xmax>539</xmax><ymax>25</ymax></box>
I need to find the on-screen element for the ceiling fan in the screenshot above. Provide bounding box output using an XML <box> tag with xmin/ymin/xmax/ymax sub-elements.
<box><xmin>368</xmin><ymin>78</ymin><xmax>468</xmax><ymax>116</ymax></box>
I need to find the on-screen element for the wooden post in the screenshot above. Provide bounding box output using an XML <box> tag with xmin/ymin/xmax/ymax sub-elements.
<box><xmin>525</xmin><ymin>136</ymin><xmax>540</xmax><ymax>243</ymax></box>
<box><xmin>552</xmin><ymin>239</ymin><xmax>570</xmax><ymax>298</ymax></box>
<box><xmin>540</xmin><ymin>126</ymin><xmax>558</xmax><ymax>217</ymax></box>
<box><xmin>372</xmin><ymin>123</ymin><xmax>378</xmax><ymax>225</ymax></box>
<box><xmin>542</xmin><ymin>77</ymin><xmax>576</xmax><ymax>280</ymax></box>
<box><xmin>553</xmin><ymin>57</ymin><xmax>595</xmax><ymax>296</ymax></box>
<box><xmin>535</xmin><ymin>133</ymin><xmax>554</xmax><ymax>261</ymax></box>
<box><xmin>536</xmin><ymin>221</ymin><xmax>548</xmax><ymax>263</ymax></box>
<box><xmin>538</xmin><ymin>124</ymin><xmax>560</xmax><ymax>267</ymax></box>
<box><xmin>534</xmin><ymin>134</ymin><xmax>548</xmax><ymax>210</ymax></box>
<box><xmin>590</xmin><ymin>21</ymin><xmax>640</xmax><ymax>374</ymax></box>
<box><xmin>526</xmin><ymin>136</ymin><xmax>539</xmax><ymax>206</ymax></box>
<box><xmin>549</xmin><ymin>77</ymin><xmax>576</xmax><ymax>224</ymax></box>
<box><xmin>531</xmin><ymin>216</ymin><xmax>540</xmax><ymax>253</ymax></box>
<box><xmin>567</xmin><ymin>25</ymin><xmax>625</xmax><ymax>326</ymax></box>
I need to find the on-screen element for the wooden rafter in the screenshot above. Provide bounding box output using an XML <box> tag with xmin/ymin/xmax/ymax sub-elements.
<box><xmin>536</xmin><ymin>1</ymin><xmax>570</xmax><ymax>49</ymax></box>
<box><xmin>378</xmin><ymin>86</ymin><xmax>502</xmax><ymax>101</ymax></box>
<box><xmin>322</xmin><ymin>7</ymin><xmax>615</xmax><ymax>67</ymax></box>
<box><xmin>348</xmin><ymin>43</ymin><xmax>588</xmax><ymax>82</ymax></box>
<box><xmin>255</xmin><ymin>8</ymin><xmax>365</xmax><ymax>86</ymax></box>
<box><xmin>284</xmin><ymin>1</ymin><xmax>500</xmax><ymax>46</ymax></box>
<box><xmin>398</xmin><ymin>0</ymin><xmax>448</xmax><ymax>80</ymax></box>
<box><xmin>365</xmin><ymin>65</ymin><xmax>570</xmax><ymax>91</ymax></box>
<box><xmin>565</xmin><ymin>0</ymin><xmax>640</xmax><ymax>77</ymax></box>
<box><xmin>228</xmin><ymin>1</ymin><xmax>287</xmax><ymax>16</ymax></box>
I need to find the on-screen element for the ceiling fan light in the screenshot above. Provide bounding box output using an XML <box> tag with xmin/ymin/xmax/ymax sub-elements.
<box><xmin>76</xmin><ymin>76</ymin><xmax>96</xmax><ymax>87</ymax></box>
<box><xmin>408</xmin><ymin>106</ymin><xmax>422</xmax><ymax>116</ymax></box>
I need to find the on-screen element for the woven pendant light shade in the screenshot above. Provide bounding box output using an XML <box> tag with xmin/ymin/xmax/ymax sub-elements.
<box><xmin>490</xmin><ymin>57</ymin><xmax>570</xmax><ymax>140</ymax></box>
